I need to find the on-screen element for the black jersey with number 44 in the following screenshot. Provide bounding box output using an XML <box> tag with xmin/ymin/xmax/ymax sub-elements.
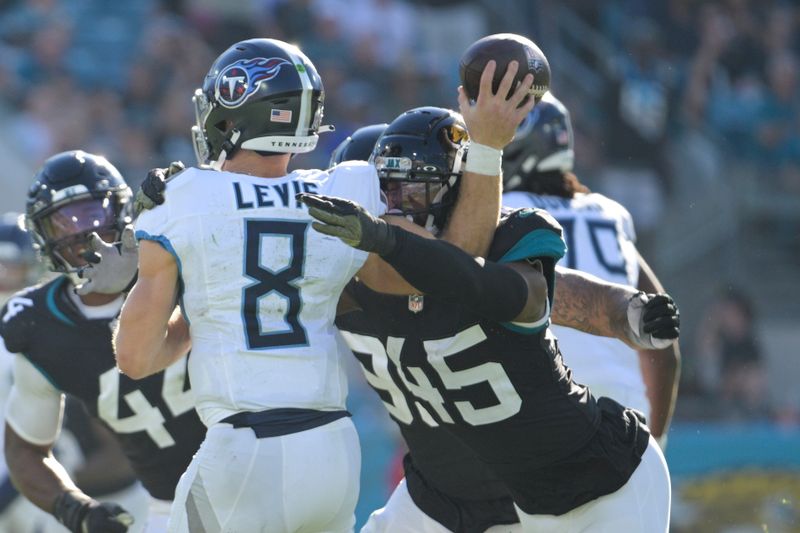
<box><xmin>0</xmin><ymin>276</ymin><xmax>207</xmax><ymax>500</ymax></box>
<box><xmin>337</xmin><ymin>208</ymin><xmax>650</xmax><ymax>529</ymax></box>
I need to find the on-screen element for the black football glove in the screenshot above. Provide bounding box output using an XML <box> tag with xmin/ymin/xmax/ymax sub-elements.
<box><xmin>54</xmin><ymin>491</ymin><xmax>134</xmax><ymax>533</ymax></box>
<box><xmin>296</xmin><ymin>192</ymin><xmax>397</xmax><ymax>256</ymax></box>
<box><xmin>133</xmin><ymin>161</ymin><xmax>185</xmax><ymax>215</ymax></box>
<box><xmin>626</xmin><ymin>292</ymin><xmax>680</xmax><ymax>350</ymax></box>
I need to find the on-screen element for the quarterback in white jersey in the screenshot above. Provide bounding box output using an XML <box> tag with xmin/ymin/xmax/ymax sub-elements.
<box><xmin>113</xmin><ymin>39</ymin><xmax>379</xmax><ymax>533</ymax></box>
<box><xmin>134</xmin><ymin>163</ymin><xmax>383</xmax><ymax>426</ymax></box>
<box><xmin>502</xmin><ymin>92</ymin><xmax>680</xmax><ymax>445</ymax></box>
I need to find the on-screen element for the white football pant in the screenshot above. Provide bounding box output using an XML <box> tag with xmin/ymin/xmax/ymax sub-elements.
<box><xmin>363</xmin><ymin>436</ymin><xmax>669</xmax><ymax>533</ymax></box>
<box><xmin>361</xmin><ymin>478</ymin><xmax>522</xmax><ymax>533</ymax></box>
<box><xmin>168</xmin><ymin>417</ymin><xmax>360</xmax><ymax>533</ymax></box>
<box><xmin>515</xmin><ymin>436</ymin><xmax>670</xmax><ymax>532</ymax></box>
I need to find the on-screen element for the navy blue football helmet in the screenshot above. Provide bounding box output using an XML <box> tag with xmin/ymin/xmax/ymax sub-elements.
<box><xmin>193</xmin><ymin>38</ymin><xmax>327</xmax><ymax>167</ymax></box>
<box><xmin>329</xmin><ymin>123</ymin><xmax>388</xmax><ymax>168</ymax></box>
<box><xmin>502</xmin><ymin>92</ymin><xmax>574</xmax><ymax>191</ymax></box>
<box><xmin>371</xmin><ymin>107</ymin><xmax>468</xmax><ymax>232</ymax></box>
<box><xmin>25</xmin><ymin>151</ymin><xmax>132</xmax><ymax>276</ymax></box>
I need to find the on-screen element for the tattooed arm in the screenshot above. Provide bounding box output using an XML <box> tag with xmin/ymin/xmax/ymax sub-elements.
<box><xmin>551</xmin><ymin>267</ymin><xmax>639</xmax><ymax>348</ymax></box>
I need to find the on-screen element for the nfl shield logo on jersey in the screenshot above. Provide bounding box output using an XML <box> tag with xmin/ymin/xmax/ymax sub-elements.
<box><xmin>408</xmin><ymin>294</ymin><xmax>424</xmax><ymax>313</ymax></box>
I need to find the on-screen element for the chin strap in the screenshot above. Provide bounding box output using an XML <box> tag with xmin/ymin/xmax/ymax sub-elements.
<box><xmin>211</xmin><ymin>129</ymin><xmax>242</xmax><ymax>171</ymax></box>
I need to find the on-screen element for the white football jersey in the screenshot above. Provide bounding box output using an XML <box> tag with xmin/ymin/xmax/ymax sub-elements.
<box><xmin>502</xmin><ymin>191</ymin><xmax>647</xmax><ymax>412</ymax></box>
<box><xmin>136</xmin><ymin>162</ymin><xmax>385</xmax><ymax>426</ymax></box>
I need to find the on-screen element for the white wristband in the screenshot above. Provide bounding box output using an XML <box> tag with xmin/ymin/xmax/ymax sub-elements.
<box><xmin>464</xmin><ymin>142</ymin><xmax>503</xmax><ymax>176</ymax></box>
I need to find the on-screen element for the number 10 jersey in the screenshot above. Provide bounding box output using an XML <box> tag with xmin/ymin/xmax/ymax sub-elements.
<box><xmin>135</xmin><ymin>162</ymin><xmax>385</xmax><ymax>426</ymax></box>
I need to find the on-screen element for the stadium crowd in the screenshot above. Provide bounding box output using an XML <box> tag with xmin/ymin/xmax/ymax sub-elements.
<box><xmin>0</xmin><ymin>0</ymin><xmax>797</xmax><ymax>196</ymax></box>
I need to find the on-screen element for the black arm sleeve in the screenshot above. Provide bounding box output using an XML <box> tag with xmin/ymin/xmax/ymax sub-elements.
<box><xmin>381</xmin><ymin>227</ymin><xmax>529</xmax><ymax>322</ymax></box>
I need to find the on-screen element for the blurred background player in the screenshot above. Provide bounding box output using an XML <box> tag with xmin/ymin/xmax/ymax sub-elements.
<box><xmin>2</xmin><ymin>150</ymin><xmax>206</xmax><ymax>533</ymax></box>
<box><xmin>0</xmin><ymin>212</ymin><xmax>150</xmax><ymax>533</ymax></box>
<box><xmin>502</xmin><ymin>93</ymin><xmax>681</xmax><ymax>446</ymax></box>
<box><xmin>0</xmin><ymin>213</ymin><xmax>147</xmax><ymax>533</ymax></box>
<box><xmin>0</xmin><ymin>212</ymin><xmax>40</xmax><ymax>301</ymax></box>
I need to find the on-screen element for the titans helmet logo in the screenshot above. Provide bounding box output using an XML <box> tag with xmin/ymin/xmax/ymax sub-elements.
<box><xmin>215</xmin><ymin>57</ymin><xmax>292</xmax><ymax>108</ymax></box>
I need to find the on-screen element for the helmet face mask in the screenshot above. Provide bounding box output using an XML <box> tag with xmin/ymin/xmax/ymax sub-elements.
<box><xmin>38</xmin><ymin>198</ymin><xmax>119</xmax><ymax>269</ymax></box>
<box><xmin>372</xmin><ymin>107</ymin><xmax>468</xmax><ymax>232</ymax></box>
<box><xmin>382</xmin><ymin>177</ymin><xmax>450</xmax><ymax>227</ymax></box>
<box><xmin>192</xmin><ymin>89</ymin><xmax>214</xmax><ymax>165</ymax></box>
<box><xmin>25</xmin><ymin>151</ymin><xmax>131</xmax><ymax>278</ymax></box>
<box><xmin>193</xmin><ymin>39</ymin><xmax>327</xmax><ymax>168</ymax></box>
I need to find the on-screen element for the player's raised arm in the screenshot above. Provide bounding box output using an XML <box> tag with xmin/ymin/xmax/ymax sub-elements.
<box><xmin>551</xmin><ymin>266</ymin><xmax>681</xmax><ymax>351</ymax></box>
<box><xmin>443</xmin><ymin>60</ymin><xmax>536</xmax><ymax>257</ymax></box>
<box><xmin>114</xmin><ymin>240</ymin><xmax>190</xmax><ymax>379</ymax></box>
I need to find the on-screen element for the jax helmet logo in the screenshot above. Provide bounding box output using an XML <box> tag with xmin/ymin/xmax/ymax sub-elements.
<box><xmin>215</xmin><ymin>57</ymin><xmax>292</xmax><ymax>108</ymax></box>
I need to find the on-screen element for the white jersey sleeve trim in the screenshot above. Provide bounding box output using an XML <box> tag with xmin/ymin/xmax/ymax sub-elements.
<box><xmin>5</xmin><ymin>355</ymin><xmax>64</xmax><ymax>446</ymax></box>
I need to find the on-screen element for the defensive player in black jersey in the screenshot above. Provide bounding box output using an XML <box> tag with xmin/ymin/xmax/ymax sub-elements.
<box><xmin>1</xmin><ymin>151</ymin><xmax>207</xmax><ymax>533</ymax></box>
<box><xmin>0</xmin><ymin>216</ymin><xmax>149</xmax><ymax>533</ymax></box>
<box><xmin>298</xmin><ymin>106</ymin><xmax>675</xmax><ymax>531</ymax></box>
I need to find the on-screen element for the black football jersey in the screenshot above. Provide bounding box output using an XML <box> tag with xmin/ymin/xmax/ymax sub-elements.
<box><xmin>0</xmin><ymin>277</ymin><xmax>207</xmax><ymax>500</ymax></box>
<box><xmin>337</xmin><ymin>208</ymin><xmax>649</xmax><ymax>527</ymax></box>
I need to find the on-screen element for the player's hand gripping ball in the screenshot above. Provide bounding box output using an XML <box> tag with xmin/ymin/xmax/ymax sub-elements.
<box><xmin>459</xmin><ymin>33</ymin><xmax>551</xmax><ymax>105</ymax></box>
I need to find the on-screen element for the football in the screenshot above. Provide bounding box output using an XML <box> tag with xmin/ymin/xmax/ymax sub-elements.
<box><xmin>459</xmin><ymin>33</ymin><xmax>551</xmax><ymax>104</ymax></box>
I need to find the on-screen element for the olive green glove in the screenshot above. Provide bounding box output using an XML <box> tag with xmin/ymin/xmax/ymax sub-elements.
<box><xmin>295</xmin><ymin>192</ymin><xmax>397</xmax><ymax>256</ymax></box>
